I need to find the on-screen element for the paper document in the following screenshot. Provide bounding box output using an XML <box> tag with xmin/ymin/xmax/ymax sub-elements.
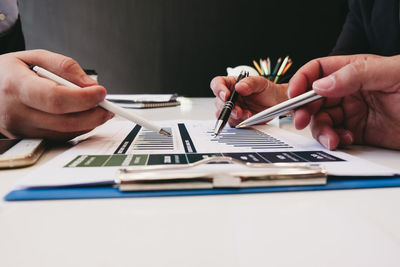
<box><xmin>15</xmin><ymin>120</ymin><xmax>399</xmax><ymax>189</ymax></box>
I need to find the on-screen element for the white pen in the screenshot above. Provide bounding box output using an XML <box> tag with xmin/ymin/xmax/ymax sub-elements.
<box><xmin>31</xmin><ymin>66</ymin><xmax>172</xmax><ymax>137</ymax></box>
<box><xmin>236</xmin><ymin>90</ymin><xmax>323</xmax><ymax>128</ymax></box>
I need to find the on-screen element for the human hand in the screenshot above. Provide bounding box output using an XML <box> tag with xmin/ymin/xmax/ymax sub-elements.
<box><xmin>288</xmin><ymin>54</ymin><xmax>400</xmax><ymax>150</ymax></box>
<box><xmin>210</xmin><ymin>75</ymin><xmax>288</xmax><ymax>126</ymax></box>
<box><xmin>0</xmin><ymin>49</ymin><xmax>113</xmax><ymax>140</ymax></box>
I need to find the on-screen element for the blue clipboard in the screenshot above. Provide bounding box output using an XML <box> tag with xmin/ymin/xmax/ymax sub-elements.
<box><xmin>4</xmin><ymin>176</ymin><xmax>400</xmax><ymax>201</ymax></box>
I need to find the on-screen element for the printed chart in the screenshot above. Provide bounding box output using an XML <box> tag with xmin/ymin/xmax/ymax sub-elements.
<box><xmin>65</xmin><ymin>122</ymin><xmax>344</xmax><ymax>168</ymax></box>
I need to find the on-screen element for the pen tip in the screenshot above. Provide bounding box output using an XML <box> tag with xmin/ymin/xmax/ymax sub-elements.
<box><xmin>213</xmin><ymin>128</ymin><xmax>220</xmax><ymax>137</ymax></box>
<box><xmin>213</xmin><ymin>121</ymin><xmax>223</xmax><ymax>137</ymax></box>
<box><xmin>236</xmin><ymin>123</ymin><xmax>246</xmax><ymax>129</ymax></box>
<box><xmin>159</xmin><ymin>128</ymin><xmax>172</xmax><ymax>137</ymax></box>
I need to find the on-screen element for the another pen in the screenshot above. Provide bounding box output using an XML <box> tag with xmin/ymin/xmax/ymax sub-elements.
<box><xmin>214</xmin><ymin>70</ymin><xmax>249</xmax><ymax>136</ymax></box>
<box><xmin>236</xmin><ymin>90</ymin><xmax>323</xmax><ymax>128</ymax></box>
<box><xmin>31</xmin><ymin>66</ymin><xmax>172</xmax><ymax>137</ymax></box>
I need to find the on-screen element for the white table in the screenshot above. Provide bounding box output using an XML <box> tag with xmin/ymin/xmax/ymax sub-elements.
<box><xmin>1</xmin><ymin>98</ymin><xmax>400</xmax><ymax>267</ymax></box>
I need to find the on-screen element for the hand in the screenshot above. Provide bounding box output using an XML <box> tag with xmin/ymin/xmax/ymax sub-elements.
<box><xmin>210</xmin><ymin>76</ymin><xmax>288</xmax><ymax>126</ymax></box>
<box><xmin>288</xmin><ymin>54</ymin><xmax>400</xmax><ymax>150</ymax></box>
<box><xmin>0</xmin><ymin>49</ymin><xmax>114</xmax><ymax>140</ymax></box>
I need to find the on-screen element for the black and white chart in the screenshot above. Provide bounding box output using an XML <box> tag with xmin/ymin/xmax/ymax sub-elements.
<box><xmin>15</xmin><ymin>120</ymin><xmax>399</xmax><ymax>188</ymax></box>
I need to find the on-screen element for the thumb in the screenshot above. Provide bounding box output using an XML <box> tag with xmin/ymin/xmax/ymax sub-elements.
<box><xmin>15</xmin><ymin>49</ymin><xmax>97</xmax><ymax>87</ymax></box>
<box><xmin>311</xmin><ymin>56</ymin><xmax>398</xmax><ymax>97</ymax></box>
<box><xmin>312</xmin><ymin>61</ymin><xmax>369</xmax><ymax>98</ymax></box>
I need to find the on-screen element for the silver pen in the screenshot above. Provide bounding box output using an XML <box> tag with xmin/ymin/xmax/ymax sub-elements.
<box><xmin>236</xmin><ymin>90</ymin><xmax>323</xmax><ymax>128</ymax></box>
<box><xmin>31</xmin><ymin>66</ymin><xmax>172</xmax><ymax>137</ymax></box>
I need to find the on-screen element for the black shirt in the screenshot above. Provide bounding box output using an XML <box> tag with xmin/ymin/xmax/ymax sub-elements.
<box><xmin>332</xmin><ymin>0</ymin><xmax>400</xmax><ymax>56</ymax></box>
<box><xmin>0</xmin><ymin>17</ymin><xmax>25</xmax><ymax>54</ymax></box>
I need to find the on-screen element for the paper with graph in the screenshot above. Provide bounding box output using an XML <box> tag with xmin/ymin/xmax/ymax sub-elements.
<box><xmin>15</xmin><ymin>120</ymin><xmax>399</xmax><ymax>188</ymax></box>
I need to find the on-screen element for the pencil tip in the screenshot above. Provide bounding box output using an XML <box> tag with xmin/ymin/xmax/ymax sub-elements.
<box><xmin>159</xmin><ymin>129</ymin><xmax>172</xmax><ymax>137</ymax></box>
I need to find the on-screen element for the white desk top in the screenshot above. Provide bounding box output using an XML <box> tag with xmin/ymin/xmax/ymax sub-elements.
<box><xmin>1</xmin><ymin>97</ymin><xmax>400</xmax><ymax>267</ymax></box>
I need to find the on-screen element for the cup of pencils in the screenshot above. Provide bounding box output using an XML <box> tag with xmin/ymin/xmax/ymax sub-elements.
<box><xmin>253</xmin><ymin>56</ymin><xmax>292</xmax><ymax>84</ymax></box>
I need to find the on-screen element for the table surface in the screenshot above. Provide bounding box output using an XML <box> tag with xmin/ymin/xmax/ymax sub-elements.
<box><xmin>1</xmin><ymin>97</ymin><xmax>400</xmax><ymax>267</ymax></box>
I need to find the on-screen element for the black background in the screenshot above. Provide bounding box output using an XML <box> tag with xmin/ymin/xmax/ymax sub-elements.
<box><xmin>19</xmin><ymin>0</ymin><xmax>348</xmax><ymax>96</ymax></box>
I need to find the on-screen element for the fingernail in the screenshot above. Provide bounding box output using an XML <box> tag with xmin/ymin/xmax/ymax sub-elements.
<box><xmin>313</xmin><ymin>75</ymin><xmax>335</xmax><ymax>91</ymax></box>
<box><xmin>340</xmin><ymin>132</ymin><xmax>353</xmax><ymax>144</ymax></box>
<box><xmin>231</xmin><ymin>109</ymin><xmax>237</xmax><ymax>119</ymax></box>
<box><xmin>107</xmin><ymin>112</ymin><xmax>115</xmax><ymax>120</ymax></box>
<box><xmin>318</xmin><ymin>134</ymin><xmax>331</xmax><ymax>150</ymax></box>
<box><xmin>98</xmin><ymin>90</ymin><xmax>106</xmax><ymax>101</ymax></box>
<box><xmin>81</xmin><ymin>75</ymin><xmax>96</xmax><ymax>85</ymax></box>
<box><xmin>245</xmin><ymin>111</ymin><xmax>252</xmax><ymax>119</ymax></box>
<box><xmin>219</xmin><ymin>91</ymin><xmax>226</xmax><ymax>100</ymax></box>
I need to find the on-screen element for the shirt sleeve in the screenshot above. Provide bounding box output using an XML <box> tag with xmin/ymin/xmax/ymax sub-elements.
<box><xmin>0</xmin><ymin>0</ymin><xmax>19</xmax><ymax>36</ymax></box>
<box><xmin>330</xmin><ymin>0</ymin><xmax>371</xmax><ymax>55</ymax></box>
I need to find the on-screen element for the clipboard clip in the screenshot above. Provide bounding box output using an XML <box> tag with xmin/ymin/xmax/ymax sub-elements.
<box><xmin>115</xmin><ymin>156</ymin><xmax>327</xmax><ymax>191</ymax></box>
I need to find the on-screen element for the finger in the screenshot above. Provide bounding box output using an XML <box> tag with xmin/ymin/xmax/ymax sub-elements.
<box><xmin>287</xmin><ymin>55</ymin><xmax>367</xmax><ymax>98</ymax></box>
<box><xmin>312</xmin><ymin>63</ymin><xmax>366</xmax><ymax>97</ymax></box>
<box><xmin>287</xmin><ymin>58</ymin><xmax>325</xmax><ymax>98</ymax></box>
<box><xmin>228</xmin><ymin>116</ymin><xmax>243</xmax><ymax>127</ymax></box>
<box><xmin>210</xmin><ymin>76</ymin><xmax>238</xmax><ymax>100</ymax></box>
<box><xmin>292</xmin><ymin>96</ymin><xmax>326</xmax><ymax>129</ymax></box>
<box><xmin>235</xmin><ymin>77</ymin><xmax>289</xmax><ymax>107</ymax></box>
<box><xmin>310</xmin><ymin>112</ymin><xmax>340</xmax><ymax>150</ymax></box>
<box><xmin>312</xmin><ymin>55</ymin><xmax>397</xmax><ymax>97</ymax></box>
<box><xmin>230</xmin><ymin>105</ymin><xmax>245</xmax><ymax>120</ymax></box>
<box><xmin>214</xmin><ymin>97</ymin><xmax>225</xmax><ymax>112</ymax></box>
<box><xmin>335</xmin><ymin>128</ymin><xmax>354</xmax><ymax>146</ymax></box>
<box><xmin>229</xmin><ymin>109</ymin><xmax>268</xmax><ymax>127</ymax></box>
<box><xmin>17</xmin><ymin>128</ymin><xmax>91</xmax><ymax>141</ymax></box>
<box><xmin>228</xmin><ymin>108</ymin><xmax>251</xmax><ymax>127</ymax></box>
<box><xmin>16</xmin><ymin>73</ymin><xmax>106</xmax><ymax>114</ymax></box>
<box><xmin>294</xmin><ymin>101</ymin><xmax>344</xmax><ymax>128</ymax></box>
<box><xmin>313</xmin><ymin>57</ymin><xmax>386</xmax><ymax>97</ymax></box>
<box><xmin>4</xmin><ymin>104</ymin><xmax>113</xmax><ymax>136</ymax></box>
<box><xmin>0</xmin><ymin>103</ymin><xmax>95</xmax><ymax>139</ymax></box>
<box><xmin>293</xmin><ymin>108</ymin><xmax>311</xmax><ymax>130</ymax></box>
<box><xmin>322</xmin><ymin>106</ymin><xmax>344</xmax><ymax>127</ymax></box>
<box><xmin>14</xmin><ymin>49</ymin><xmax>97</xmax><ymax>87</ymax></box>
<box><xmin>214</xmin><ymin>97</ymin><xmax>246</xmax><ymax>125</ymax></box>
<box><xmin>24</xmin><ymin>107</ymin><xmax>114</xmax><ymax>133</ymax></box>
<box><xmin>234</xmin><ymin>76</ymin><xmax>272</xmax><ymax>96</ymax></box>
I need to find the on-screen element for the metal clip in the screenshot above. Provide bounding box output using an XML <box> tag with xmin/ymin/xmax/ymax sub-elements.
<box><xmin>115</xmin><ymin>156</ymin><xmax>327</xmax><ymax>191</ymax></box>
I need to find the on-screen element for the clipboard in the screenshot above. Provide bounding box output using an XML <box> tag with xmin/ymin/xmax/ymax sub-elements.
<box><xmin>4</xmin><ymin>155</ymin><xmax>400</xmax><ymax>201</ymax></box>
<box><xmin>5</xmin><ymin>176</ymin><xmax>400</xmax><ymax>201</ymax></box>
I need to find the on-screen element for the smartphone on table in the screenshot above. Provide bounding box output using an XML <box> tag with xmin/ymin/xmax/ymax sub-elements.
<box><xmin>0</xmin><ymin>139</ymin><xmax>45</xmax><ymax>168</ymax></box>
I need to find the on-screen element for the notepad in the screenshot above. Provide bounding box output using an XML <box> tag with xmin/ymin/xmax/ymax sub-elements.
<box><xmin>106</xmin><ymin>94</ymin><xmax>180</xmax><ymax>109</ymax></box>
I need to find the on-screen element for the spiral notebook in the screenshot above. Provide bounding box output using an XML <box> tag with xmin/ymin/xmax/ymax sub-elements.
<box><xmin>106</xmin><ymin>94</ymin><xmax>180</xmax><ymax>109</ymax></box>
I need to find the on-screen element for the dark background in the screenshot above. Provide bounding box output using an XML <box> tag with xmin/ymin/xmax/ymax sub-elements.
<box><xmin>18</xmin><ymin>0</ymin><xmax>348</xmax><ymax>96</ymax></box>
